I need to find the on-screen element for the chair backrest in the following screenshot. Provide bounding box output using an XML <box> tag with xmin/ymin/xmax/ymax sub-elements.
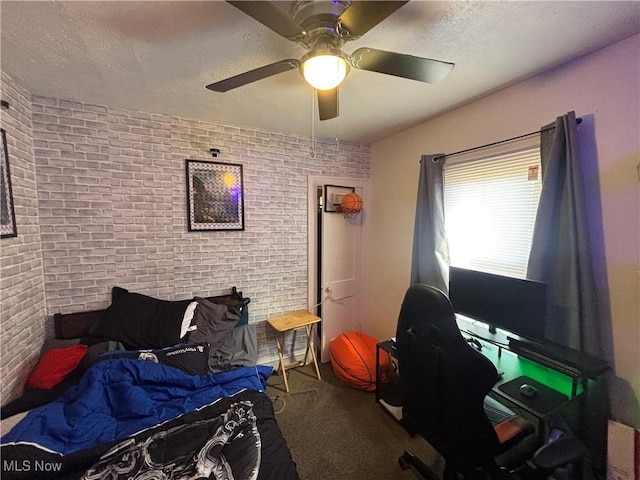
<box><xmin>396</xmin><ymin>284</ymin><xmax>501</xmax><ymax>474</ymax></box>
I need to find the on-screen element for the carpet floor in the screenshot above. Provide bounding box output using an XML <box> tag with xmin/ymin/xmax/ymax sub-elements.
<box><xmin>266</xmin><ymin>362</ymin><xmax>441</xmax><ymax>480</ymax></box>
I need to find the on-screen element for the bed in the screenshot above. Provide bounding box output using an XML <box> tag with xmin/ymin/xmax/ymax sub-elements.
<box><xmin>0</xmin><ymin>287</ymin><xmax>299</xmax><ymax>480</ymax></box>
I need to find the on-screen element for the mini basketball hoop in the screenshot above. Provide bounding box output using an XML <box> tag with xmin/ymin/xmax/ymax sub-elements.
<box><xmin>337</xmin><ymin>192</ymin><xmax>363</xmax><ymax>218</ymax></box>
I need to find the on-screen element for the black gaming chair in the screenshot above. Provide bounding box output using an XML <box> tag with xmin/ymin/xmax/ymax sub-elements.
<box><xmin>395</xmin><ymin>284</ymin><xmax>585</xmax><ymax>479</ymax></box>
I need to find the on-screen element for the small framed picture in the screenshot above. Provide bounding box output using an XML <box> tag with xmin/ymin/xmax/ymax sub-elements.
<box><xmin>324</xmin><ymin>184</ymin><xmax>354</xmax><ymax>213</ymax></box>
<box><xmin>1</xmin><ymin>129</ymin><xmax>17</xmax><ymax>238</ymax></box>
<box><xmin>186</xmin><ymin>159</ymin><xmax>244</xmax><ymax>231</ymax></box>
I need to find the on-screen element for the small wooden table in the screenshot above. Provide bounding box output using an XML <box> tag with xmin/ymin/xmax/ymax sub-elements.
<box><xmin>267</xmin><ymin>310</ymin><xmax>322</xmax><ymax>393</ymax></box>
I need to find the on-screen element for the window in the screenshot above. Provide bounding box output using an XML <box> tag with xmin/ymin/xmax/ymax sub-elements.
<box><xmin>443</xmin><ymin>144</ymin><xmax>542</xmax><ymax>279</ymax></box>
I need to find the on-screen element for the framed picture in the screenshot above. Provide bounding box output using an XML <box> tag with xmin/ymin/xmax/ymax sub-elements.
<box><xmin>1</xmin><ymin>129</ymin><xmax>17</xmax><ymax>238</ymax></box>
<box><xmin>323</xmin><ymin>184</ymin><xmax>354</xmax><ymax>213</ymax></box>
<box><xmin>186</xmin><ymin>159</ymin><xmax>244</xmax><ymax>231</ymax></box>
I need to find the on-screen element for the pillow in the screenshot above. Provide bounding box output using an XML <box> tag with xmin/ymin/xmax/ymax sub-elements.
<box><xmin>205</xmin><ymin>289</ymin><xmax>250</xmax><ymax>326</ymax></box>
<box><xmin>90</xmin><ymin>287</ymin><xmax>192</xmax><ymax>349</ymax></box>
<box><xmin>209</xmin><ymin>324</ymin><xmax>257</xmax><ymax>373</ymax></box>
<box><xmin>98</xmin><ymin>343</ymin><xmax>210</xmax><ymax>375</ymax></box>
<box><xmin>90</xmin><ymin>287</ymin><xmax>158</xmax><ymax>347</ymax></box>
<box><xmin>187</xmin><ymin>298</ymin><xmax>240</xmax><ymax>353</ymax></box>
<box><xmin>25</xmin><ymin>344</ymin><xmax>88</xmax><ymax>390</ymax></box>
<box><xmin>150</xmin><ymin>298</ymin><xmax>194</xmax><ymax>345</ymax></box>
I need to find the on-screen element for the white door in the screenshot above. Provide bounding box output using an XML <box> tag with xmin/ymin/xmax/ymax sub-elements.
<box><xmin>308</xmin><ymin>177</ymin><xmax>369</xmax><ymax>363</ymax></box>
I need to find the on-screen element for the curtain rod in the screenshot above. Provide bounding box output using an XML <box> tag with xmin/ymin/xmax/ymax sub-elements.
<box><xmin>432</xmin><ymin>117</ymin><xmax>582</xmax><ymax>163</ymax></box>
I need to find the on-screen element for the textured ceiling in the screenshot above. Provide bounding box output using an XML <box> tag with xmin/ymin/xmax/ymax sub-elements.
<box><xmin>1</xmin><ymin>1</ymin><xmax>639</xmax><ymax>144</ymax></box>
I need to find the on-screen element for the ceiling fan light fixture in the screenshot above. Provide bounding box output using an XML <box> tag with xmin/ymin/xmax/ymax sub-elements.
<box><xmin>301</xmin><ymin>52</ymin><xmax>350</xmax><ymax>90</ymax></box>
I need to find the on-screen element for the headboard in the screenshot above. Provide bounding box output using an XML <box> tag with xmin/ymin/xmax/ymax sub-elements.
<box><xmin>53</xmin><ymin>287</ymin><xmax>249</xmax><ymax>340</ymax></box>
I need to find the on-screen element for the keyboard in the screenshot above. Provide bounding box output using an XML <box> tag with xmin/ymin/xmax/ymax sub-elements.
<box><xmin>483</xmin><ymin>395</ymin><xmax>516</xmax><ymax>425</ymax></box>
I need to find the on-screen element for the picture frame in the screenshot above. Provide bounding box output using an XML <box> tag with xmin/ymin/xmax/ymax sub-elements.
<box><xmin>186</xmin><ymin>159</ymin><xmax>244</xmax><ymax>231</ymax></box>
<box><xmin>323</xmin><ymin>184</ymin><xmax>355</xmax><ymax>213</ymax></box>
<box><xmin>1</xmin><ymin>128</ymin><xmax>17</xmax><ymax>238</ymax></box>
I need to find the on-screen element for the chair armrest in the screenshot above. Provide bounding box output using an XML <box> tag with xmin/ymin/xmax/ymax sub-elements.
<box><xmin>532</xmin><ymin>436</ymin><xmax>586</xmax><ymax>472</ymax></box>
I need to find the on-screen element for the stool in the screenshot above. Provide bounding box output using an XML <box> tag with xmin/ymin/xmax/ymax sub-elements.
<box><xmin>267</xmin><ymin>310</ymin><xmax>322</xmax><ymax>393</ymax></box>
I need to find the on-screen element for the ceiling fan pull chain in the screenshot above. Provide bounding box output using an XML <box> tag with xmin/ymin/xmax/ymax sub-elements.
<box><xmin>310</xmin><ymin>88</ymin><xmax>316</xmax><ymax>158</ymax></box>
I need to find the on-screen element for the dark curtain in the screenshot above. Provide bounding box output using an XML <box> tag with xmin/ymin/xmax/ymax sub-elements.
<box><xmin>527</xmin><ymin>111</ymin><xmax>601</xmax><ymax>357</ymax></box>
<box><xmin>411</xmin><ymin>154</ymin><xmax>449</xmax><ymax>294</ymax></box>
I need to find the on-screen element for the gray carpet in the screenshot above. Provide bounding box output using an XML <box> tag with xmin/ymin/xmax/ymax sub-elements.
<box><xmin>266</xmin><ymin>363</ymin><xmax>441</xmax><ymax>480</ymax></box>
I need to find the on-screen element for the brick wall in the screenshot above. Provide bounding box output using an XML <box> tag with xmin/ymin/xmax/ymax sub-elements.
<box><xmin>0</xmin><ymin>73</ymin><xmax>47</xmax><ymax>404</ymax></box>
<box><xmin>31</xmin><ymin>95</ymin><xmax>370</xmax><ymax>367</ymax></box>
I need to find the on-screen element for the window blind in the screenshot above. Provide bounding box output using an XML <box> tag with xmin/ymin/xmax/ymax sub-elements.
<box><xmin>443</xmin><ymin>146</ymin><xmax>542</xmax><ymax>279</ymax></box>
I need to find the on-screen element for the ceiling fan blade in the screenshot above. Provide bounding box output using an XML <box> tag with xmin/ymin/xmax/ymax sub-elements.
<box><xmin>351</xmin><ymin>48</ymin><xmax>454</xmax><ymax>84</ymax></box>
<box><xmin>336</xmin><ymin>1</ymin><xmax>408</xmax><ymax>38</ymax></box>
<box><xmin>227</xmin><ymin>1</ymin><xmax>306</xmax><ymax>40</ymax></box>
<box><xmin>317</xmin><ymin>88</ymin><xmax>338</xmax><ymax>121</ymax></box>
<box><xmin>206</xmin><ymin>60</ymin><xmax>300</xmax><ymax>92</ymax></box>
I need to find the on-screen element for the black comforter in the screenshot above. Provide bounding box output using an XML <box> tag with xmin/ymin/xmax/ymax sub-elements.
<box><xmin>2</xmin><ymin>389</ymin><xmax>298</xmax><ymax>480</ymax></box>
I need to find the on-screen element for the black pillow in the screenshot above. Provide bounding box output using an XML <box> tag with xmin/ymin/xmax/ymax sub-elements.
<box><xmin>150</xmin><ymin>298</ymin><xmax>194</xmax><ymax>344</ymax></box>
<box><xmin>90</xmin><ymin>287</ymin><xmax>191</xmax><ymax>350</ymax></box>
<box><xmin>98</xmin><ymin>343</ymin><xmax>210</xmax><ymax>375</ymax></box>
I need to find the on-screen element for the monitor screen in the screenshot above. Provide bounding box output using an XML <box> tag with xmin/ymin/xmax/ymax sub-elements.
<box><xmin>448</xmin><ymin>267</ymin><xmax>547</xmax><ymax>342</ymax></box>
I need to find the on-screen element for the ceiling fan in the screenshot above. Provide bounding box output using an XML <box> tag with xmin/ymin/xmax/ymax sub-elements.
<box><xmin>206</xmin><ymin>1</ymin><xmax>455</xmax><ymax>121</ymax></box>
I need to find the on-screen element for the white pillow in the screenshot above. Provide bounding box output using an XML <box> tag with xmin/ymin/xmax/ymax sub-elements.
<box><xmin>180</xmin><ymin>301</ymin><xmax>199</xmax><ymax>338</ymax></box>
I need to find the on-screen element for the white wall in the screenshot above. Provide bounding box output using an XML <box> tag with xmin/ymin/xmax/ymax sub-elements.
<box><xmin>367</xmin><ymin>34</ymin><xmax>640</xmax><ymax>427</ymax></box>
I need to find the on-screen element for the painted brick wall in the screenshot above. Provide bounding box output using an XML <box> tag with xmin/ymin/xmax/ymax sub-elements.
<box><xmin>31</xmin><ymin>95</ymin><xmax>370</xmax><ymax>366</ymax></box>
<box><xmin>0</xmin><ymin>73</ymin><xmax>47</xmax><ymax>404</ymax></box>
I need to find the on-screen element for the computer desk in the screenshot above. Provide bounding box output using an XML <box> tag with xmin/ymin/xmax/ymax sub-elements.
<box><xmin>474</xmin><ymin>338</ymin><xmax>578</xmax><ymax>418</ymax></box>
<box><xmin>456</xmin><ymin>314</ymin><xmax>608</xmax><ymax>423</ymax></box>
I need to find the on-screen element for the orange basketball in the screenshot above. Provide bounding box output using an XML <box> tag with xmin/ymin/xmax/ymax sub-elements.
<box><xmin>340</xmin><ymin>192</ymin><xmax>363</xmax><ymax>212</ymax></box>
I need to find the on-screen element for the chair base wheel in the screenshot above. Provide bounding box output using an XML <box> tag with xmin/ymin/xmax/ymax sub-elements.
<box><xmin>398</xmin><ymin>450</ymin><xmax>440</xmax><ymax>480</ymax></box>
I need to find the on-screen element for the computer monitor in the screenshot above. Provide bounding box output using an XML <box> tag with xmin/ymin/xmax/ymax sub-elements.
<box><xmin>448</xmin><ymin>266</ymin><xmax>547</xmax><ymax>342</ymax></box>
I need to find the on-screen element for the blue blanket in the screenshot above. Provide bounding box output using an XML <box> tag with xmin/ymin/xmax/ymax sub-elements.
<box><xmin>1</xmin><ymin>359</ymin><xmax>272</xmax><ymax>455</ymax></box>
